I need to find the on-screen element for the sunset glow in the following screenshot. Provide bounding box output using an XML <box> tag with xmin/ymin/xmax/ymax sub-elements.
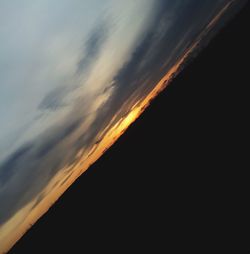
<box><xmin>0</xmin><ymin>0</ymin><xmax>245</xmax><ymax>253</ymax></box>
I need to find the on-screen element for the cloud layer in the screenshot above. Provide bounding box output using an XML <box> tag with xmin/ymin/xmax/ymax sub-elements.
<box><xmin>0</xmin><ymin>0</ymin><xmax>243</xmax><ymax>252</ymax></box>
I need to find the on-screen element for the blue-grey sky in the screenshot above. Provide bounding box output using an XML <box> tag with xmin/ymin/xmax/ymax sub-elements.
<box><xmin>0</xmin><ymin>0</ymin><xmax>245</xmax><ymax>252</ymax></box>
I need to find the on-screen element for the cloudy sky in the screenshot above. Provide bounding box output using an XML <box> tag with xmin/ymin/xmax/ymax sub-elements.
<box><xmin>0</xmin><ymin>0</ymin><xmax>245</xmax><ymax>252</ymax></box>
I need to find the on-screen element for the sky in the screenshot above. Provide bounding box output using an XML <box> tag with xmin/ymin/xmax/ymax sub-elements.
<box><xmin>0</xmin><ymin>0</ymin><xmax>246</xmax><ymax>252</ymax></box>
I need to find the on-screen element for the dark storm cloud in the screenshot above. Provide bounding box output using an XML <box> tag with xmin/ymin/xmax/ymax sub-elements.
<box><xmin>38</xmin><ymin>86</ymin><xmax>70</xmax><ymax>111</ymax></box>
<box><xmin>0</xmin><ymin>144</ymin><xmax>33</xmax><ymax>186</ymax></box>
<box><xmin>36</xmin><ymin>119</ymin><xmax>82</xmax><ymax>158</ymax></box>
<box><xmin>77</xmin><ymin>21</ymin><xmax>110</xmax><ymax>75</ymax></box>
<box><xmin>0</xmin><ymin>0</ymin><xmax>239</xmax><ymax>228</ymax></box>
